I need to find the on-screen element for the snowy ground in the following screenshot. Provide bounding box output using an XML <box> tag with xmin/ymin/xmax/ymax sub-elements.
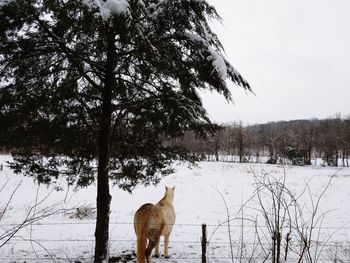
<box><xmin>1</xmin><ymin>154</ymin><xmax>350</xmax><ymax>262</ymax></box>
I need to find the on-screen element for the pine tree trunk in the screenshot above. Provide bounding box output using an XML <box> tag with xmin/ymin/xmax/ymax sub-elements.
<box><xmin>94</xmin><ymin>30</ymin><xmax>114</xmax><ymax>263</ymax></box>
<box><xmin>94</xmin><ymin>84</ymin><xmax>112</xmax><ymax>263</ymax></box>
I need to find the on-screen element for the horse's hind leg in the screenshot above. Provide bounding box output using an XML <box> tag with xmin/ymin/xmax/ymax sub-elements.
<box><xmin>154</xmin><ymin>239</ymin><xmax>160</xmax><ymax>258</ymax></box>
<box><xmin>145</xmin><ymin>238</ymin><xmax>159</xmax><ymax>263</ymax></box>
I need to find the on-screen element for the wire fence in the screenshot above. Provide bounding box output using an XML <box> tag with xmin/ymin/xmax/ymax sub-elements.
<box><xmin>1</xmin><ymin>220</ymin><xmax>350</xmax><ymax>262</ymax></box>
<box><xmin>2</xmin><ymin>220</ymin><xmax>350</xmax><ymax>229</ymax></box>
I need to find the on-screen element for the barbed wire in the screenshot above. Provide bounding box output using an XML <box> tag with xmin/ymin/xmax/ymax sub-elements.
<box><xmin>1</xmin><ymin>220</ymin><xmax>350</xmax><ymax>230</ymax></box>
<box><xmin>3</xmin><ymin>237</ymin><xmax>350</xmax><ymax>247</ymax></box>
<box><xmin>0</xmin><ymin>256</ymin><xmax>347</xmax><ymax>262</ymax></box>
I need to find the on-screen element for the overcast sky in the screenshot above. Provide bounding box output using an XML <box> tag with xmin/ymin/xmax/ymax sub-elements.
<box><xmin>201</xmin><ymin>0</ymin><xmax>350</xmax><ymax>125</ymax></box>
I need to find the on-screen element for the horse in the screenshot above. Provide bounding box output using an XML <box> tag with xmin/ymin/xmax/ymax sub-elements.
<box><xmin>133</xmin><ymin>186</ymin><xmax>176</xmax><ymax>263</ymax></box>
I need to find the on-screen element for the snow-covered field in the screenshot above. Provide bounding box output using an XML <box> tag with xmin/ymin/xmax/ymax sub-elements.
<box><xmin>1</xmin><ymin>154</ymin><xmax>350</xmax><ymax>262</ymax></box>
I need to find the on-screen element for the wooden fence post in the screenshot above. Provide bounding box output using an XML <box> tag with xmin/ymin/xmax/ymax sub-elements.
<box><xmin>201</xmin><ymin>223</ymin><xmax>207</xmax><ymax>263</ymax></box>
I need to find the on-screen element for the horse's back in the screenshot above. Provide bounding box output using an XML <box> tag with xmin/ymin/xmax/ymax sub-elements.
<box><xmin>135</xmin><ymin>203</ymin><xmax>154</xmax><ymax>218</ymax></box>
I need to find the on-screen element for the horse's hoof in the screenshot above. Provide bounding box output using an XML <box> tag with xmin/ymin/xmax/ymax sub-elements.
<box><xmin>153</xmin><ymin>254</ymin><xmax>159</xmax><ymax>258</ymax></box>
<box><xmin>165</xmin><ymin>255</ymin><xmax>171</xmax><ymax>259</ymax></box>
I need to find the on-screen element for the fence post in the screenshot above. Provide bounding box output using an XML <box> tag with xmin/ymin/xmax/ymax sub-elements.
<box><xmin>201</xmin><ymin>223</ymin><xmax>207</xmax><ymax>263</ymax></box>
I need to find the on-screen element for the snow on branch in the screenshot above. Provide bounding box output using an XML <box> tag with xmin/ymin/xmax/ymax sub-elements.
<box><xmin>184</xmin><ymin>31</ymin><xmax>228</xmax><ymax>83</ymax></box>
<box><xmin>82</xmin><ymin>0</ymin><xmax>130</xmax><ymax>20</ymax></box>
<box><xmin>207</xmin><ymin>46</ymin><xmax>227</xmax><ymax>82</ymax></box>
<box><xmin>0</xmin><ymin>0</ymin><xmax>15</xmax><ymax>7</ymax></box>
<box><xmin>184</xmin><ymin>31</ymin><xmax>251</xmax><ymax>90</ymax></box>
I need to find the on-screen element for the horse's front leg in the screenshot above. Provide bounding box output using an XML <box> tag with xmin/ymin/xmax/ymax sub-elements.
<box><xmin>154</xmin><ymin>239</ymin><xmax>160</xmax><ymax>258</ymax></box>
<box><xmin>164</xmin><ymin>233</ymin><xmax>170</xmax><ymax>258</ymax></box>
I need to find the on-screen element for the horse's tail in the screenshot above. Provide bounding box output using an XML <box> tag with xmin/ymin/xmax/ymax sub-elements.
<box><xmin>136</xmin><ymin>227</ymin><xmax>148</xmax><ymax>263</ymax></box>
<box><xmin>134</xmin><ymin>204</ymin><xmax>153</xmax><ymax>263</ymax></box>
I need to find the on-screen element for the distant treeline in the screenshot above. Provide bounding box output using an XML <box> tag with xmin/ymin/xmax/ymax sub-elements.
<box><xmin>2</xmin><ymin>116</ymin><xmax>349</xmax><ymax>167</ymax></box>
<box><xmin>178</xmin><ymin>116</ymin><xmax>350</xmax><ymax>167</ymax></box>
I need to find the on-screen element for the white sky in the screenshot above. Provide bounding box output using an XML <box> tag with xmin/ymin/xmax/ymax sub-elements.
<box><xmin>201</xmin><ymin>0</ymin><xmax>350</xmax><ymax>125</ymax></box>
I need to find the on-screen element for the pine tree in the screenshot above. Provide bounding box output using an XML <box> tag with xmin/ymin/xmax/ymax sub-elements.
<box><xmin>0</xmin><ymin>0</ymin><xmax>250</xmax><ymax>261</ymax></box>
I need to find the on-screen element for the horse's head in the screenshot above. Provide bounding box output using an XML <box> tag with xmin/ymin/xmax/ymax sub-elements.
<box><xmin>165</xmin><ymin>186</ymin><xmax>175</xmax><ymax>203</ymax></box>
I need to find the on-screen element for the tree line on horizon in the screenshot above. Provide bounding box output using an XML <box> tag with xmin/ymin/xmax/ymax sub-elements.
<box><xmin>178</xmin><ymin>115</ymin><xmax>350</xmax><ymax>167</ymax></box>
<box><xmin>2</xmin><ymin>116</ymin><xmax>349</xmax><ymax>167</ymax></box>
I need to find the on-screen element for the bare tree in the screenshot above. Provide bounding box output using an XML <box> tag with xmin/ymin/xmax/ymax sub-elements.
<box><xmin>209</xmin><ymin>168</ymin><xmax>340</xmax><ymax>263</ymax></box>
<box><xmin>0</xmin><ymin>180</ymin><xmax>74</xmax><ymax>252</ymax></box>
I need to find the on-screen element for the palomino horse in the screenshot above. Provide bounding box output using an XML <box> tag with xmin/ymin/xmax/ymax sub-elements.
<box><xmin>134</xmin><ymin>186</ymin><xmax>176</xmax><ymax>263</ymax></box>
